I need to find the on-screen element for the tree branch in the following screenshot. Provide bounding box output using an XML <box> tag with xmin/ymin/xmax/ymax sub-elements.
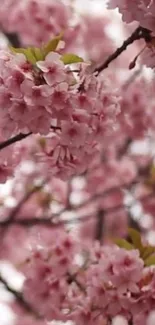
<box><xmin>94</xmin><ymin>26</ymin><xmax>151</xmax><ymax>74</ymax></box>
<box><xmin>67</xmin><ymin>272</ymin><xmax>86</xmax><ymax>293</ymax></box>
<box><xmin>0</xmin><ymin>24</ymin><xmax>21</xmax><ymax>48</ymax></box>
<box><xmin>0</xmin><ymin>132</ymin><xmax>32</xmax><ymax>151</ymax></box>
<box><xmin>0</xmin><ymin>273</ymin><xmax>41</xmax><ymax>318</ymax></box>
<box><xmin>0</xmin><ymin>179</ymin><xmax>48</xmax><ymax>243</ymax></box>
<box><xmin>3</xmin><ymin>32</ymin><xmax>21</xmax><ymax>47</ymax></box>
<box><xmin>0</xmin><ymin>181</ymin><xmax>153</xmax><ymax>228</ymax></box>
<box><xmin>117</xmin><ymin>138</ymin><xmax>132</xmax><ymax>159</ymax></box>
<box><xmin>0</xmin><ymin>125</ymin><xmax>60</xmax><ymax>152</ymax></box>
<box><xmin>95</xmin><ymin>209</ymin><xmax>105</xmax><ymax>243</ymax></box>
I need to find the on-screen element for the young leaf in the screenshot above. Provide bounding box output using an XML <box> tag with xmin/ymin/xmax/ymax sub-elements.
<box><xmin>60</xmin><ymin>53</ymin><xmax>84</xmax><ymax>65</ymax></box>
<box><xmin>10</xmin><ymin>33</ymin><xmax>64</xmax><ymax>63</ymax></box>
<box><xmin>27</xmin><ymin>47</ymin><xmax>39</xmax><ymax>64</ymax></box>
<box><xmin>144</xmin><ymin>255</ymin><xmax>155</xmax><ymax>266</ymax></box>
<box><xmin>10</xmin><ymin>46</ymin><xmax>36</xmax><ymax>64</ymax></box>
<box><xmin>128</xmin><ymin>228</ymin><xmax>143</xmax><ymax>251</ymax></box>
<box><xmin>31</xmin><ymin>47</ymin><xmax>44</xmax><ymax>61</ymax></box>
<box><xmin>114</xmin><ymin>238</ymin><xmax>134</xmax><ymax>250</ymax></box>
<box><xmin>42</xmin><ymin>33</ymin><xmax>63</xmax><ymax>57</ymax></box>
<box><xmin>141</xmin><ymin>245</ymin><xmax>155</xmax><ymax>261</ymax></box>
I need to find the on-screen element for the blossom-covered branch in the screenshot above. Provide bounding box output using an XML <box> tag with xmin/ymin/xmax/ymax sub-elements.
<box><xmin>0</xmin><ymin>1</ymin><xmax>155</xmax><ymax>325</ymax></box>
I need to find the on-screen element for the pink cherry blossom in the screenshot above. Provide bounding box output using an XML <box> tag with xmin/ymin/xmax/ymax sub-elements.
<box><xmin>36</xmin><ymin>52</ymin><xmax>66</xmax><ymax>86</ymax></box>
<box><xmin>1</xmin><ymin>2</ymin><xmax>155</xmax><ymax>325</ymax></box>
<box><xmin>60</xmin><ymin>121</ymin><xmax>89</xmax><ymax>148</ymax></box>
<box><xmin>0</xmin><ymin>0</ymin><xmax>72</xmax><ymax>46</ymax></box>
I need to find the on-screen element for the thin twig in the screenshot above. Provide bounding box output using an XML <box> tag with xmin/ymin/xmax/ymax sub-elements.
<box><xmin>0</xmin><ymin>126</ymin><xmax>60</xmax><ymax>152</ymax></box>
<box><xmin>15</xmin><ymin>178</ymin><xmax>141</xmax><ymax>224</ymax></box>
<box><xmin>9</xmin><ymin>181</ymin><xmax>48</xmax><ymax>221</ymax></box>
<box><xmin>95</xmin><ymin>209</ymin><xmax>105</xmax><ymax>243</ymax></box>
<box><xmin>0</xmin><ymin>181</ymin><xmax>154</xmax><ymax>228</ymax></box>
<box><xmin>67</xmin><ymin>272</ymin><xmax>85</xmax><ymax>293</ymax></box>
<box><xmin>0</xmin><ymin>132</ymin><xmax>32</xmax><ymax>151</ymax></box>
<box><xmin>0</xmin><ymin>273</ymin><xmax>41</xmax><ymax>318</ymax></box>
<box><xmin>128</xmin><ymin>320</ymin><xmax>133</xmax><ymax>325</ymax></box>
<box><xmin>0</xmin><ymin>179</ymin><xmax>49</xmax><ymax>243</ymax></box>
<box><xmin>66</xmin><ymin>177</ymin><xmax>73</xmax><ymax>209</ymax></box>
<box><xmin>94</xmin><ymin>26</ymin><xmax>151</xmax><ymax>74</ymax></box>
<box><xmin>117</xmin><ymin>138</ymin><xmax>132</xmax><ymax>159</ymax></box>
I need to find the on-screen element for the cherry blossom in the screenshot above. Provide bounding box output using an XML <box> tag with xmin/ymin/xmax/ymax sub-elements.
<box><xmin>1</xmin><ymin>1</ymin><xmax>155</xmax><ymax>325</ymax></box>
<box><xmin>0</xmin><ymin>0</ymin><xmax>71</xmax><ymax>46</ymax></box>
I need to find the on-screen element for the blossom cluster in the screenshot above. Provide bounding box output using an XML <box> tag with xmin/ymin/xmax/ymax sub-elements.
<box><xmin>0</xmin><ymin>46</ymin><xmax>120</xmax><ymax>178</ymax></box>
<box><xmin>108</xmin><ymin>0</ymin><xmax>155</xmax><ymax>68</ymax></box>
<box><xmin>0</xmin><ymin>0</ymin><xmax>121</xmax><ymax>68</ymax></box>
<box><xmin>1</xmin><ymin>1</ymin><xmax>155</xmax><ymax>325</ymax></box>
<box><xmin>20</xmin><ymin>231</ymin><xmax>155</xmax><ymax>325</ymax></box>
<box><xmin>0</xmin><ymin>0</ymin><xmax>71</xmax><ymax>46</ymax></box>
<box><xmin>108</xmin><ymin>0</ymin><xmax>155</xmax><ymax>34</ymax></box>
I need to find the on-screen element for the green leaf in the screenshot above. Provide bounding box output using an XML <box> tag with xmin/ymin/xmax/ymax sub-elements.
<box><xmin>141</xmin><ymin>245</ymin><xmax>155</xmax><ymax>261</ymax></box>
<box><xmin>114</xmin><ymin>238</ymin><xmax>134</xmax><ymax>250</ymax></box>
<box><xmin>144</xmin><ymin>255</ymin><xmax>155</xmax><ymax>266</ymax></box>
<box><xmin>60</xmin><ymin>53</ymin><xmax>84</xmax><ymax>65</ymax></box>
<box><xmin>10</xmin><ymin>32</ymin><xmax>63</xmax><ymax>64</ymax></box>
<box><xmin>26</xmin><ymin>47</ymin><xmax>39</xmax><ymax>64</ymax></box>
<box><xmin>31</xmin><ymin>47</ymin><xmax>44</xmax><ymax>61</ymax></box>
<box><xmin>42</xmin><ymin>33</ymin><xmax>63</xmax><ymax>57</ymax></box>
<box><xmin>128</xmin><ymin>228</ymin><xmax>143</xmax><ymax>251</ymax></box>
<box><xmin>10</xmin><ymin>46</ymin><xmax>37</xmax><ymax>64</ymax></box>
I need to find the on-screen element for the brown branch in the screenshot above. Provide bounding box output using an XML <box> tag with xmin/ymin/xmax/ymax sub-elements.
<box><xmin>0</xmin><ymin>125</ymin><xmax>61</xmax><ymax>152</ymax></box>
<box><xmin>50</xmin><ymin>125</ymin><xmax>61</xmax><ymax>131</ymax></box>
<box><xmin>66</xmin><ymin>177</ymin><xmax>73</xmax><ymax>209</ymax></box>
<box><xmin>3</xmin><ymin>32</ymin><xmax>21</xmax><ymax>47</ymax></box>
<box><xmin>0</xmin><ymin>179</ymin><xmax>138</xmax><ymax>226</ymax></box>
<box><xmin>127</xmin><ymin>211</ymin><xmax>141</xmax><ymax>233</ymax></box>
<box><xmin>0</xmin><ymin>179</ymin><xmax>49</xmax><ymax>239</ymax></box>
<box><xmin>95</xmin><ymin>209</ymin><xmax>105</xmax><ymax>243</ymax></box>
<box><xmin>0</xmin><ymin>273</ymin><xmax>41</xmax><ymax>318</ymax></box>
<box><xmin>67</xmin><ymin>272</ymin><xmax>85</xmax><ymax>293</ymax></box>
<box><xmin>0</xmin><ymin>24</ymin><xmax>21</xmax><ymax>47</ymax></box>
<box><xmin>94</xmin><ymin>26</ymin><xmax>151</xmax><ymax>74</ymax></box>
<box><xmin>117</xmin><ymin>138</ymin><xmax>132</xmax><ymax>159</ymax></box>
<box><xmin>9</xmin><ymin>181</ymin><xmax>48</xmax><ymax>222</ymax></box>
<box><xmin>0</xmin><ymin>132</ymin><xmax>32</xmax><ymax>151</ymax></box>
<box><xmin>0</xmin><ymin>179</ymin><xmax>154</xmax><ymax>228</ymax></box>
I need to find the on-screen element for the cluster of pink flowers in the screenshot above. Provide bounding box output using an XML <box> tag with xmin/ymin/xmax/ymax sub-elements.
<box><xmin>1</xmin><ymin>1</ymin><xmax>155</xmax><ymax>325</ymax></box>
<box><xmin>108</xmin><ymin>0</ymin><xmax>155</xmax><ymax>34</ymax></box>
<box><xmin>0</xmin><ymin>0</ymin><xmax>124</xmax><ymax>67</ymax></box>
<box><xmin>0</xmin><ymin>0</ymin><xmax>71</xmax><ymax>46</ymax></box>
<box><xmin>23</xmin><ymin>228</ymin><xmax>76</xmax><ymax>320</ymax></box>
<box><xmin>118</xmin><ymin>76</ymin><xmax>155</xmax><ymax>138</ymax></box>
<box><xmin>20</xmin><ymin>232</ymin><xmax>155</xmax><ymax>325</ymax></box>
<box><xmin>108</xmin><ymin>0</ymin><xmax>155</xmax><ymax>68</ymax></box>
<box><xmin>73</xmin><ymin>14</ymin><xmax>115</xmax><ymax>65</ymax></box>
<box><xmin>0</xmin><ymin>50</ymin><xmax>71</xmax><ymax>137</ymax></box>
<box><xmin>0</xmin><ymin>46</ymin><xmax>120</xmax><ymax>177</ymax></box>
